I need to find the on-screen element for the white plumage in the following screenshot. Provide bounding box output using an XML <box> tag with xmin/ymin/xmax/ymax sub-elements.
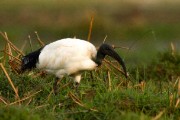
<box><xmin>37</xmin><ymin>38</ymin><xmax>97</xmax><ymax>83</ymax></box>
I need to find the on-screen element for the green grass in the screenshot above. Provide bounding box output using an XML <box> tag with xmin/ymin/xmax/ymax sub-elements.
<box><xmin>0</xmin><ymin>50</ymin><xmax>179</xmax><ymax>120</ymax></box>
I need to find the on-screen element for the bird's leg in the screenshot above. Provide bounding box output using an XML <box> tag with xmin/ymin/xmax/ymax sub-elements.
<box><xmin>53</xmin><ymin>77</ymin><xmax>61</xmax><ymax>95</ymax></box>
<box><xmin>73</xmin><ymin>82</ymin><xmax>80</xmax><ymax>95</ymax></box>
<box><xmin>74</xmin><ymin>82</ymin><xmax>80</xmax><ymax>90</ymax></box>
<box><xmin>73</xmin><ymin>74</ymin><xmax>81</xmax><ymax>92</ymax></box>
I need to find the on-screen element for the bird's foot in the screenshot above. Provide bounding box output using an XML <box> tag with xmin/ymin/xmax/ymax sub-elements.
<box><xmin>53</xmin><ymin>84</ymin><xmax>59</xmax><ymax>95</ymax></box>
<box><xmin>53</xmin><ymin>86</ymin><xmax>58</xmax><ymax>95</ymax></box>
<box><xmin>53</xmin><ymin>78</ymin><xmax>60</xmax><ymax>95</ymax></box>
<box><xmin>74</xmin><ymin>82</ymin><xmax>80</xmax><ymax>93</ymax></box>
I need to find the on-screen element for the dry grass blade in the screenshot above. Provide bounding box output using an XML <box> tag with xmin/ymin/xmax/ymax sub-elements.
<box><xmin>47</xmin><ymin>90</ymin><xmax>53</xmax><ymax>101</ymax></box>
<box><xmin>69</xmin><ymin>92</ymin><xmax>82</xmax><ymax>104</ymax></box>
<box><xmin>7</xmin><ymin>43</ymin><xmax>13</xmax><ymax>60</ymax></box>
<box><xmin>152</xmin><ymin>109</ymin><xmax>165</xmax><ymax>120</ymax></box>
<box><xmin>0</xmin><ymin>32</ymin><xmax>24</xmax><ymax>56</ymax></box>
<box><xmin>103</xmin><ymin>35</ymin><xmax>107</xmax><ymax>43</ymax></box>
<box><xmin>103</xmin><ymin>62</ymin><xmax>118</xmax><ymax>77</ymax></box>
<box><xmin>28</xmin><ymin>35</ymin><xmax>33</xmax><ymax>52</ymax></box>
<box><xmin>87</xmin><ymin>16</ymin><xmax>94</xmax><ymax>41</ymax></box>
<box><xmin>25</xmin><ymin>98</ymin><xmax>32</xmax><ymax>106</ymax></box>
<box><xmin>4</xmin><ymin>32</ymin><xmax>13</xmax><ymax>60</ymax></box>
<box><xmin>0</xmin><ymin>50</ymin><xmax>22</xmax><ymax>73</ymax></box>
<box><xmin>177</xmin><ymin>77</ymin><xmax>180</xmax><ymax>96</ymax></box>
<box><xmin>0</xmin><ymin>63</ymin><xmax>20</xmax><ymax>99</ymax></box>
<box><xmin>20</xmin><ymin>39</ymin><xmax>28</xmax><ymax>52</ymax></box>
<box><xmin>107</xmin><ymin>71</ymin><xmax>112</xmax><ymax>91</ymax></box>
<box><xmin>69</xmin><ymin>92</ymin><xmax>98</xmax><ymax>112</ymax></box>
<box><xmin>173</xmin><ymin>77</ymin><xmax>179</xmax><ymax>88</ymax></box>
<box><xmin>175</xmin><ymin>77</ymin><xmax>180</xmax><ymax>108</ymax></box>
<box><xmin>48</xmin><ymin>81</ymin><xmax>72</xmax><ymax>101</ymax></box>
<box><xmin>104</xmin><ymin>59</ymin><xmax>126</xmax><ymax>77</ymax></box>
<box><xmin>175</xmin><ymin>98</ymin><xmax>180</xmax><ymax>108</ymax></box>
<box><xmin>134</xmin><ymin>81</ymin><xmax>146</xmax><ymax>91</ymax></box>
<box><xmin>170</xmin><ymin>42</ymin><xmax>175</xmax><ymax>56</ymax></box>
<box><xmin>0</xmin><ymin>56</ymin><xmax>4</xmax><ymax>62</ymax></box>
<box><xmin>0</xmin><ymin>96</ymin><xmax>8</xmax><ymax>105</ymax></box>
<box><xmin>59</xmin><ymin>110</ymin><xmax>89</xmax><ymax>115</ymax></box>
<box><xmin>0</xmin><ymin>50</ymin><xmax>21</xmax><ymax>63</ymax></box>
<box><xmin>169</xmin><ymin>94</ymin><xmax>174</xmax><ymax>107</ymax></box>
<box><xmin>60</xmin><ymin>81</ymin><xmax>73</xmax><ymax>90</ymax></box>
<box><xmin>31</xmin><ymin>71</ymin><xmax>48</xmax><ymax>78</ymax></box>
<box><xmin>9</xmin><ymin>59</ymin><xmax>22</xmax><ymax>74</ymax></box>
<box><xmin>35</xmin><ymin>31</ymin><xmax>45</xmax><ymax>46</ymax></box>
<box><xmin>116</xmin><ymin>80</ymin><xmax>124</xmax><ymax>89</ymax></box>
<box><xmin>3</xmin><ymin>43</ymin><xmax>7</xmax><ymax>65</ymax></box>
<box><xmin>112</xmin><ymin>45</ymin><xmax>130</xmax><ymax>50</ymax></box>
<box><xmin>34</xmin><ymin>104</ymin><xmax>49</xmax><ymax>110</ymax></box>
<box><xmin>8</xmin><ymin>90</ymin><xmax>42</xmax><ymax>106</ymax></box>
<box><xmin>52</xmin><ymin>105</ymin><xmax>57</xmax><ymax>112</ymax></box>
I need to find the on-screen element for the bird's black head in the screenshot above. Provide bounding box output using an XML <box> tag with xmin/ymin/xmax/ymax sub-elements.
<box><xmin>95</xmin><ymin>44</ymin><xmax>127</xmax><ymax>78</ymax></box>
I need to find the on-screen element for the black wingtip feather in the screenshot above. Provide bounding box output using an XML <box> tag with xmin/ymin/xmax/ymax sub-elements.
<box><xmin>21</xmin><ymin>47</ymin><xmax>43</xmax><ymax>72</ymax></box>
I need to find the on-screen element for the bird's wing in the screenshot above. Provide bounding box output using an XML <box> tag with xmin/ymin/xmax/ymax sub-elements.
<box><xmin>37</xmin><ymin>38</ymin><xmax>97</xmax><ymax>71</ymax></box>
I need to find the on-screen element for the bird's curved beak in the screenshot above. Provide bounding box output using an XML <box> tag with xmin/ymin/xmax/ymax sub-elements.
<box><xmin>106</xmin><ymin>48</ymin><xmax>127</xmax><ymax>78</ymax></box>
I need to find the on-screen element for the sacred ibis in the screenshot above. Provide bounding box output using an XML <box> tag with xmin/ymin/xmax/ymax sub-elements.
<box><xmin>21</xmin><ymin>38</ymin><xmax>127</xmax><ymax>94</ymax></box>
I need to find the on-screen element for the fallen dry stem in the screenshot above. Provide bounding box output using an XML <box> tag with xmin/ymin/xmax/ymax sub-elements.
<box><xmin>107</xmin><ymin>71</ymin><xmax>112</xmax><ymax>91</ymax></box>
<box><xmin>175</xmin><ymin>77</ymin><xmax>180</xmax><ymax>108</ymax></box>
<box><xmin>0</xmin><ymin>63</ymin><xmax>20</xmax><ymax>99</ymax></box>
<box><xmin>3</xmin><ymin>43</ymin><xmax>7</xmax><ymax>65</ymax></box>
<box><xmin>87</xmin><ymin>16</ymin><xmax>94</xmax><ymax>41</ymax></box>
<box><xmin>104</xmin><ymin>59</ymin><xmax>126</xmax><ymax>76</ymax></box>
<box><xmin>134</xmin><ymin>81</ymin><xmax>146</xmax><ymax>91</ymax></box>
<box><xmin>34</xmin><ymin>104</ymin><xmax>49</xmax><ymax>110</ymax></box>
<box><xmin>59</xmin><ymin>110</ymin><xmax>89</xmax><ymax>115</ymax></box>
<box><xmin>9</xmin><ymin>60</ymin><xmax>21</xmax><ymax>74</ymax></box>
<box><xmin>7</xmin><ymin>43</ymin><xmax>13</xmax><ymax>60</ymax></box>
<box><xmin>20</xmin><ymin>39</ymin><xmax>28</xmax><ymax>52</ymax></box>
<box><xmin>69</xmin><ymin>92</ymin><xmax>82</xmax><ymax>104</ymax></box>
<box><xmin>60</xmin><ymin>81</ymin><xmax>73</xmax><ymax>90</ymax></box>
<box><xmin>175</xmin><ymin>98</ymin><xmax>180</xmax><ymax>108</ymax></box>
<box><xmin>47</xmin><ymin>90</ymin><xmax>53</xmax><ymax>101</ymax></box>
<box><xmin>0</xmin><ymin>96</ymin><xmax>8</xmax><ymax>105</ymax></box>
<box><xmin>8</xmin><ymin>90</ymin><xmax>42</xmax><ymax>106</ymax></box>
<box><xmin>103</xmin><ymin>62</ymin><xmax>118</xmax><ymax>77</ymax></box>
<box><xmin>113</xmin><ymin>45</ymin><xmax>130</xmax><ymax>50</ymax></box>
<box><xmin>0</xmin><ymin>32</ymin><xmax>24</xmax><ymax>56</ymax></box>
<box><xmin>152</xmin><ymin>109</ymin><xmax>165</xmax><ymax>120</ymax></box>
<box><xmin>0</xmin><ymin>50</ymin><xmax>21</xmax><ymax>73</ymax></box>
<box><xmin>170</xmin><ymin>42</ymin><xmax>175</xmax><ymax>56</ymax></box>
<box><xmin>116</xmin><ymin>80</ymin><xmax>124</xmax><ymax>89</ymax></box>
<box><xmin>0</xmin><ymin>50</ymin><xmax>21</xmax><ymax>63</ymax></box>
<box><xmin>69</xmin><ymin>92</ymin><xmax>98</xmax><ymax>112</ymax></box>
<box><xmin>35</xmin><ymin>31</ymin><xmax>45</xmax><ymax>46</ymax></box>
<box><xmin>173</xmin><ymin>77</ymin><xmax>179</xmax><ymax>88</ymax></box>
<box><xmin>25</xmin><ymin>98</ymin><xmax>32</xmax><ymax>106</ymax></box>
<box><xmin>177</xmin><ymin>77</ymin><xmax>180</xmax><ymax>96</ymax></box>
<box><xmin>28</xmin><ymin>35</ymin><xmax>33</xmax><ymax>52</ymax></box>
<box><xmin>103</xmin><ymin>35</ymin><xmax>107</xmax><ymax>43</ymax></box>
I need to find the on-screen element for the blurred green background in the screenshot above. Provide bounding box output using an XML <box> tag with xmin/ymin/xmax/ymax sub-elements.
<box><xmin>0</xmin><ymin>0</ymin><xmax>180</xmax><ymax>66</ymax></box>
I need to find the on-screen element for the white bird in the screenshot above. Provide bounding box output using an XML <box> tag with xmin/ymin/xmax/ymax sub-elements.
<box><xmin>21</xmin><ymin>38</ymin><xmax>127</xmax><ymax>94</ymax></box>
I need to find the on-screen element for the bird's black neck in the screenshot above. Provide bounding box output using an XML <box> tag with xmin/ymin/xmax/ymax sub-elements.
<box><xmin>94</xmin><ymin>45</ymin><xmax>106</xmax><ymax>66</ymax></box>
